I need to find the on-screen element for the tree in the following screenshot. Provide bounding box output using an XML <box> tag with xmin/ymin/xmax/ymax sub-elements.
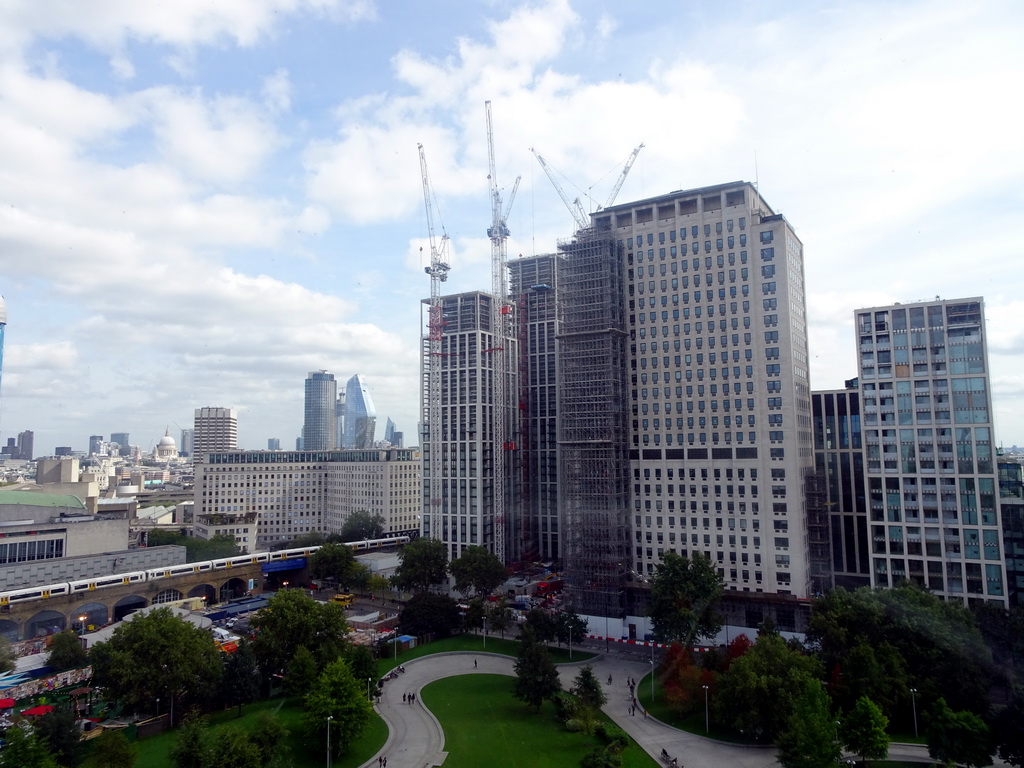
<box><xmin>714</xmin><ymin>631</ymin><xmax>823</xmax><ymax>741</ymax></box>
<box><xmin>514</xmin><ymin>626</ymin><xmax>562</xmax><ymax>712</ymax></box>
<box><xmin>89</xmin><ymin>729</ymin><xmax>136</xmax><ymax>768</ymax></box>
<box><xmin>0</xmin><ymin>634</ymin><xmax>16</xmax><ymax>675</ymax></box>
<box><xmin>556</xmin><ymin>608</ymin><xmax>590</xmax><ymax>648</ymax></box>
<box><xmin>994</xmin><ymin>687</ymin><xmax>1024</xmax><ymax>768</ymax></box>
<box><xmin>34</xmin><ymin>707</ymin><xmax>86</xmax><ymax>768</ymax></box>
<box><xmin>170</xmin><ymin>711</ymin><xmax>209</xmax><ymax>768</ymax></box>
<box><xmin>449</xmin><ymin>545</ymin><xmax>507</xmax><ymax>596</ymax></box>
<box><xmin>90</xmin><ymin>607</ymin><xmax>222</xmax><ymax>716</ymax></box>
<box><xmin>398</xmin><ymin>591</ymin><xmax>462</xmax><ymax>638</ymax></box>
<box><xmin>46</xmin><ymin>629</ymin><xmax>87</xmax><ymax>670</ymax></box>
<box><xmin>524</xmin><ymin>607</ymin><xmax>558</xmax><ymax>643</ymax></box>
<box><xmin>283</xmin><ymin>531</ymin><xmax>326</xmax><ymax>548</ymax></box>
<box><xmin>368</xmin><ymin>573</ymin><xmax>391</xmax><ymax>601</ymax></box>
<box><xmin>776</xmin><ymin>679</ymin><xmax>842</xmax><ymax>768</ymax></box>
<box><xmin>338</xmin><ymin>510</ymin><xmax>385</xmax><ymax>542</ymax></box>
<box><xmin>927</xmin><ymin>698</ymin><xmax>994</xmax><ymax>768</ymax></box>
<box><xmin>647</xmin><ymin>552</ymin><xmax>724</xmax><ymax>647</ymax></box>
<box><xmin>308</xmin><ymin>542</ymin><xmax>366</xmax><ymax>590</ymax></box>
<box><xmin>0</xmin><ymin>725</ymin><xmax>59</xmax><ymax>768</ymax></box>
<box><xmin>393</xmin><ymin>537</ymin><xmax>448</xmax><ymax>593</ymax></box>
<box><xmin>581</xmin><ymin>745</ymin><xmax>622</xmax><ymax>768</ymax></box>
<box><xmin>250</xmin><ymin>712</ymin><xmax>290</xmax><ymax>766</ymax></box>
<box><xmin>303</xmin><ymin>659</ymin><xmax>374</xmax><ymax>757</ymax></box>
<box><xmin>488</xmin><ymin>600</ymin><xmax>514</xmax><ymax>638</ymax></box>
<box><xmin>571</xmin><ymin>665</ymin><xmax>607</xmax><ymax>710</ymax></box>
<box><xmin>343</xmin><ymin>644</ymin><xmax>378</xmax><ymax>691</ymax></box>
<box><xmin>249</xmin><ymin>589</ymin><xmax>349</xmax><ymax>674</ymax></box>
<box><xmin>220</xmin><ymin>639</ymin><xmax>260</xmax><ymax>716</ymax></box>
<box><xmin>207</xmin><ymin>727</ymin><xmax>261</xmax><ymax>768</ymax></box>
<box><xmin>463</xmin><ymin>597</ymin><xmax>486</xmax><ymax>631</ymax></box>
<box><xmin>284</xmin><ymin>645</ymin><xmax>319</xmax><ymax>698</ymax></box>
<box><xmin>148</xmin><ymin>529</ymin><xmax>240</xmax><ymax>562</ymax></box>
<box><xmin>842</xmin><ymin>696</ymin><xmax>889</xmax><ymax>765</ymax></box>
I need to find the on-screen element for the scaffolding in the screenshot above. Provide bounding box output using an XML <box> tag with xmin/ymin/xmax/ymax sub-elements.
<box><xmin>556</xmin><ymin>233</ymin><xmax>631</xmax><ymax>618</ymax></box>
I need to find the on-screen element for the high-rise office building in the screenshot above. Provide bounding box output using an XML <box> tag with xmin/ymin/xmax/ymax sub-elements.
<box><xmin>510</xmin><ymin>253</ymin><xmax>561</xmax><ymax>563</ymax></box>
<box><xmin>193</xmin><ymin>407</ymin><xmax>237</xmax><ymax>461</ymax></box>
<box><xmin>342</xmin><ymin>374</ymin><xmax>377</xmax><ymax>450</ymax></box>
<box><xmin>998</xmin><ymin>460</ymin><xmax>1024</xmax><ymax>607</ymax></box>
<box><xmin>855</xmin><ymin>298</ymin><xmax>1007</xmax><ymax>605</ymax></box>
<box><xmin>180</xmin><ymin>428</ymin><xmax>194</xmax><ymax>458</ymax></box>
<box><xmin>268</xmin><ymin>438</ymin><xmax>281</xmax><ymax>451</ymax></box>
<box><xmin>303</xmin><ymin>371</ymin><xmax>337</xmax><ymax>451</ymax></box>
<box><xmin>812</xmin><ymin>383</ymin><xmax>870</xmax><ymax>591</ymax></box>
<box><xmin>336</xmin><ymin>391</ymin><xmax>346</xmax><ymax>448</ymax></box>
<box><xmin>17</xmin><ymin>430</ymin><xmax>33</xmax><ymax>461</ymax></box>
<box><xmin>110</xmin><ymin>432</ymin><xmax>130</xmax><ymax>457</ymax></box>
<box><xmin>88</xmin><ymin>435</ymin><xmax>103</xmax><ymax>456</ymax></box>
<box><xmin>420</xmin><ymin>291</ymin><xmax>517</xmax><ymax>560</ymax></box>
<box><xmin>0</xmin><ymin>296</ymin><xmax>6</xmax><ymax>422</ymax></box>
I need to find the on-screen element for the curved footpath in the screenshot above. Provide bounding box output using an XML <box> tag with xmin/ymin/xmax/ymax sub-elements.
<box><xmin>365</xmin><ymin>651</ymin><xmax>1008</xmax><ymax>768</ymax></box>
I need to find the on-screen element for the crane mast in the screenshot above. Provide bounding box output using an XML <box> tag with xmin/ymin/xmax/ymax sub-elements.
<box><xmin>602</xmin><ymin>142</ymin><xmax>645</xmax><ymax>209</ymax></box>
<box><xmin>529</xmin><ymin>148</ymin><xmax>589</xmax><ymax>232</ymax></box>
<box><xmin>485</xmin><ymin>100</ymin><xmax>518</xmax><ymax>564</ymax></box>
<box><xmin>418</xmin><ymin>143</ymin><xmax>450</xmax><ymax>524</ymax></box>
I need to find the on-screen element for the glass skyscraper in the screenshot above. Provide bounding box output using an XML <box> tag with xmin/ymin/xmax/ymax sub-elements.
<box><xmin>303</xmin><ymin>371</ymin><xmax>338</xmax><ymax>451</ymax></box>
<box><xmin>343</xmin><ymin>374</ymin><xmax>376</xmax><ymax>449</ymax></box>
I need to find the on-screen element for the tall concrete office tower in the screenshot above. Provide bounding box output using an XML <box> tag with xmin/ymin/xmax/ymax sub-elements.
<box><xmin>180</xmin><ymin>428</ymin><xmax>194</xmax><ymax>458</ymax></box>
<box><xmin>193</xmin><ymin>407</ymin><xmax>237</xmax><ymax>461</ymax></box>
<box><xmin>303</xmin><ymin>371</ymin><xmax>337</xmax><ymax>450</ymax></box>
<box><xmin>110</xmin><ymin>432</ymin><xmax>130</xmax><ymax>456</ymax></box>
<box><xmin>88</xmin><ymin>435</ymin><xmax>103</xmax><ymax>456</ymax></box>
<box><xmin>343</xmin><ymin>374</ymin><xmax>377</xmax><ymax>449</ymax></box>
<box><xmin>854</xmin><ymin>297</ymin><xmax>1007</xmax><ymax>605</ymax></box>
<box><xmin>590</xmin><ymin>181</ymin><xmax>817</xmax><ymax>602</ymax></box>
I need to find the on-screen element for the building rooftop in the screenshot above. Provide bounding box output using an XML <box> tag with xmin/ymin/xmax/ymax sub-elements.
<box><xmin>0</xmin><ymin>489</ymin><xmax>86</xmax><ymax>511</ymax></box>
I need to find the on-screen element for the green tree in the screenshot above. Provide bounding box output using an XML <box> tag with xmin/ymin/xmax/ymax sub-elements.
<box><xmin>524</xmin><ymin>607</ymin><xmax>558</xmax><ymax>643</ymax></box>
<box><xmin>220</xmin><ymin>639</ymin><xmax>260</xmax><ymax>716</ymax></box>
<box><xmin>283</xmin><ymin>531</ymin><xmax>327</xmax><ymax>548</ymax></box>
<box><xmin>250</xmin><ymin>589</ymin><xmax>349</xmax><ymax>674</ymax></box>
<box><xmin>393</xmin><ymin>537</ymin><xmax>448</xmax><ymax>593</ymax></box>
<box><xmin>556</xmin><ymin>608</ymin><xmax>590</xmax><ymax>648</ymax></box>
<box><xmin>250</xmin><ymin>712</ymin><xmax>290</xmax><ymax>766</ymax></box>
<box><xmin>571</xmin><ymin>665</ymin><xmax>607</xmax><ymax>710</ymax></box>
<box><xmin>776</xmin><ymin>680</ymin><xmax>842</xmax><ymax>768</ymax></box>
<box><xmin>170</xmin><ymin>711</ymin><xmax>209</xmax><ymax>768</ymax></box>
<box><xmin>926</xmin><ymin>697</ymin><xmax>994</xmax><ymax>768</ymax></box>
<box><xmin>398</xmin><ymin>591</ymin><xmax>462</xmax><ymax>638</ymax></box>
<box><xmin>34</xmin><ymin>707</ymin><xmax>86</xmax><ymax>768</ymax></box>
<box><xmin>994</xmin><ymin>686</ymin><xmax>1024</xmax><ymax>768</ymax></box>
<box><xmin>90</xmin><ymin>607</ymin><xmax>222</xmax><ymax>716</ymax></box>
<box><xmin>580</xmin><ymin>745</ymin><xmax>622</xmax><ymax>768</ymax></box>
<box><xmin>368</xmin><ymin>573</ymin><xmax>391</xmax><ymax>601</ymax></box>
<box><xmin>647</xmin><ymin>552</ymin><xmax>724</xmax><ymax>647</ymax></box>
<box><xmin>448</xmin><ymin>544</ymin><xmax>507</xmax><ymax>596</ymax></box>
<box><xmin>207</xmin><ymin>727</ymin><xmax>262</xmax><ymax>768</ymax></box>
<box><xmin>343</xmin><ymin>644</ymin><xmax>378</xmax><ymax>694</ymax></box>
<box><xmin>714</xmin><ymin>631</ymin><xmax>823</xmax><ymax>741</ymax></box>
<box><xmin>0</xmin><ymin>725</ymin><xmax>59</xmax><ymax>768</ymax></box>
<box><xmin>46</xmin><ymin>629</ymin><xmax>87</xmax><ymax>670</ymax></box>
<box><xmin>284</xmin><ymin>644</ymin><xmax>319</xmax><ymax>698</ymax></box>
<box><xmin>303</xmin><ymin>659</ymin><xmax>374</xmax><ymax>757</ymax></box>
<box><xmin>147</xmin><ymin>529</ymin><xmax>241</xmax><ymax>562</ymax></box>
<box><xmin>338</xmin><ymin>510</ymin><xmax>385</xmax><ymax>542</ymax></box>
<box><xmin>488</xmin><ymin>600</ymin><xmax>514</xmax><ymax>638</ymax></box>
<box><xmin>514</xmin><ymin>626</ymin><xmax>562</xmax><ymax>712</ymax></box>
<box><xmin>842</xmin><ymin>696</ymin><xmax>889</xmax><ymax>765</ymax></box>
<box><xmin>308</xmin><ymin>542</ymin><xmax>367</xmax><ymax>590</ymax></box>
<box><xmin>463</xmin><ymin>597</ymin><xmax>486</xmax><ymax>631</ymax></box>
<box><xmin>88</xmin><ymin>728</ymin><xmax>136</xmax><ymax>768</ymax></box>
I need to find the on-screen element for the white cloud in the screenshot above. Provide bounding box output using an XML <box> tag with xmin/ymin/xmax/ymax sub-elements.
<box><xmin>262</xmin><ymin>69</ymin><xmax>292</xmax><ymax>113</ymax></box>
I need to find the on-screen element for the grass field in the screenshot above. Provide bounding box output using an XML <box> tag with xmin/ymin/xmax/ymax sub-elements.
<box><xmin>422</xmin><ymin>674</ymin><xmax>659</xmax><ymax>768</ymax></box>
<box><xmin>380</xmin><ymin>633</ymin><xmax>595</xmax><ymax>673</ymax></box>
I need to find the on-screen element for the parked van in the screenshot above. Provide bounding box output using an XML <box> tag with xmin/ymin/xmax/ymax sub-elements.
<box><xmin>331</xmin><ymin>593</ymin><xmax>355</xmax><ymax>607</ymax></box>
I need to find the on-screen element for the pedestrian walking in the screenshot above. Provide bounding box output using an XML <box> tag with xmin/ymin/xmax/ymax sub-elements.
<box><xmin>402</xmin><ymin>693</ymin><xmax>407</xmax><ymax>703</ymax></box>
<box><xmin>608</xmin><ymin>674</ymin><xmax>613</xmax><ymax>685</ymax></box>
<box><xmin>642</xmin><ymin>708</ymin><xmax>647</xmax><ymax>719</ymax></box>
<box><xmin>474</xmin><ymin>659</ymin><xmax>478</xmax><ymax>668</ymax></box>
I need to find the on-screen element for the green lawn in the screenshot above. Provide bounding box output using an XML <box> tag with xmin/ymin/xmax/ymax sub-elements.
<box><xmin>422</xmin><ymin>674</ymin><xmax>658</xmax><ymax>768</ymax></box>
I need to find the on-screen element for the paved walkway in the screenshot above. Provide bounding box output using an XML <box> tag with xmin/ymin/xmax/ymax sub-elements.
<box><xmin>364</xmin><ymin>649</ymin><xmax>1007</xmax><ymax>768</ymax></box>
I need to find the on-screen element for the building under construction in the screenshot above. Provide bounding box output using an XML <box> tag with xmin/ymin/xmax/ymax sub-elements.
<box><xmin>555</xmin><ymin>233</ymin><xmax>632</xmax><ymax>618</ymax></box>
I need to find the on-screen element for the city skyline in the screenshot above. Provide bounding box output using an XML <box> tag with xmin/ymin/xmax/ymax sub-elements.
<box><xmin>1</xmin><ymin>0</ymin><xmax>1022</xmax><ymax>454</ymax></box>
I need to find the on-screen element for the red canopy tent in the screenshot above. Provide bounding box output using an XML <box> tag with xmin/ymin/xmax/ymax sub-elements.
<box><xmin>21</xmin><ymin>704</ymin><xmax>55</xmax><ymax>716</ymax></box>
<box><xmin>0</xmin><ymin>698</ymin><xmax>14</xmax><ymax>708</ymax></box>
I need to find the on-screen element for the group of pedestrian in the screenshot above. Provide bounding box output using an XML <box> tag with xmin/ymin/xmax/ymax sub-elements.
<box><xmin>377</xmin><ymin>756</ymin><xmax>388</xmax><ymax>767</ymax></box>
<box><xmin>402</xmin><ymin>692</ymin><xmax>418</xmax><ymax>704</ymax></box>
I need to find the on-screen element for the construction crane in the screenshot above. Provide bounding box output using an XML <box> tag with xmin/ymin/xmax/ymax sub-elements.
<box><xmin>485</xmin><ymin>100</ymin><xmax>519</xmax><ymax>565</ymax></box>
<box><xmin>529</xmin><ymin>147</ymin><xmax>589</xmax><ymax>232</ymax></box>
<box><xmin>418</xmin><ymin>143</ymin><xmax>450</xmax><ymax>522</ymax></box>
<box><xmin>601</xmin><ymin>142</ymin><xmax>645</xmax><ymax>210</ymax></box>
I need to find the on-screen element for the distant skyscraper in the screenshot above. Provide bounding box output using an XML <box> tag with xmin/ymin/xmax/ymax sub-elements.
<box><xmin>343</xmin><ymin>374</ymin><xmax>376</xmax><ymax>449</ymax></box>
<box><xmin>17</xmin><ymin>430</ymin><xmax>33</xmax><ymax>461</ymax></box>
<box><xmin>110</xmin><ymin>432</ymin><xmax>130</xmax><ymax>456</ymax></box>
<box><xmin>88</xmin><ymin>435</ymin><xmax>103</xmax><ymax>456</ymax></box>
<box><xmin>0</xmin><ymin>296</ymin><xmax>6</xmax><ymax>425</ymax></box>
<box><xmin>268</xmin><ymin>438</ymin><xmax>281</xmax><ymax>450</ymax></box>
<box><xmin>180</xmin><ymin>428</ymin><xmax>194</xmax><ymax>458</ymax></box>
<box><xmin>855</xmin><ymin>297</ymin><xmax>1007</xmax><ymax>605</ymax></box>
<box><xmin>193</xmin><ymin>407</ymin><xmax>237</xmax><ymax>461</ymax></box>
<box><xmin>336</xmin><ymin>391</ymin><xmax>346</xmax><ymax>448</ymax></box>
<box><xmin>303</xmin><ymin>371</ymin><xmax>337</xmax><ymax>450</ymax></box>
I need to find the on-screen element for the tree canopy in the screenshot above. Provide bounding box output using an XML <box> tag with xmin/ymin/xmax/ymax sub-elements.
<box><xmin>90</xmin><ymin>607</ymin><xmax>222</xmax><ymax>714</ymax></box>
<box><xmin>776</xmin><ymin>679</ymin><xmax>841</xmax><ymax>768</ymax></box>
<box><xmin>338</xmin><ymin>510</ymin><xmax>385</xmax><ymax>542</ymax></box>
<box><xmin>448</xmin><ymin>544</ymin><xmax>507</xmax><ymax>596</ymax></box>
<box><xmin>308</xmin><ymin>542</ymin><xmax>369</xmax><ymax>590</ymax></box>
<box><xmin>46</xmin><ymin>629</ymin><xmax>87</xmax><ymax>670</ymax></box>
<box><xmin>393</xmin><ymin>537</ymin><xmax>448</xmax><ymax>593</ymax></box>
<box><xmin>249</xmin><ymin>589</ymin><xmax>349</xmax><ymax>673</ymax></box>
<box><xmin>514</xmin><ymin>626</ymin><xmax>561</xmax><ymax>712</ymax></box>
<box><xmin>147</xmin><ymin>529</ymin><xmax>240</xmax><ymax>562</ymax></box>
<box><xmin>841</xmin><ymin>696</ymin><xmax>889</xmax><ymax>765</ymax></box>
<box><xmin>647</xmin><ymin>551</ymin><xmax>724</xmax><ymax>647</ymax></box>
<box><xmin>926</xmin><ymin>697</ymin><xmax>994</xmax><ymax>768</ymax></box>
<box><xmin>398</xmin><ymin>592</ymin><xmax>462</xmax><ymax>638</ymax></box>
<box><xmin>303</xmin><ymin>659</ymin><xmax>374</xmax><ymax>757</ymax></box>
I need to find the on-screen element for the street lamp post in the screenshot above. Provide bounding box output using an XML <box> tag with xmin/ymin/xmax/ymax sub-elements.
<box><xmin>326</xmin><ymin>715</ymin><xmax>332</xmax><ymax>768</ymax></box>
<box><xmin>568</xmin><ymin>626</ymin><xmax>572</xmax><ymax>660</ymax></box>
<box><xmin>910</xmin><ymin>688</ymin><xmax>918</xmax><ymax>738</ymax></box>
<box><xmin>367</xmin><ymin>677</ymin><xmax>372</xmax><ymax>701</ymax></box>
<box><xmin>702</xmin><ymin>685</ymin><xmax>709</xmax><ymax>733</ymax></box>
<box><xmin>482</xmin><ymin>616</ymin><xmax>487</xmax><ymax>651</ymax></box>
<box><xmin>78</xmin><ymin>614</ymin><xmax>87</xmax><ymax>637</ymax></box>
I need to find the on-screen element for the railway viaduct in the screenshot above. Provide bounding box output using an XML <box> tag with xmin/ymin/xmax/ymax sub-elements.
<box><xmin>0</xmin><ymin>560</ymin><xmax>308</xmax><ymax>640</ymax></box>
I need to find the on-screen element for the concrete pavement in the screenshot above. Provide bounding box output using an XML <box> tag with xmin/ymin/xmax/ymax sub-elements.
<box><xmin>364</xmin><ymin>648</ymin><xmax>1001</xmax><ymax>768</ymax></box>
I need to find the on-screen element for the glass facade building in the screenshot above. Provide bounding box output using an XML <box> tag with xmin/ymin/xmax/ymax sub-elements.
<box><xmin>303</xmin><ymin>370</ymin><xmax>337</xmax><ymax>451</ymax></box>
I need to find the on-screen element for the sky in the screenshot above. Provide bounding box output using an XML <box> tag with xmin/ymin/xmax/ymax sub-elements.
<box><xmin>0</xmin><ymin>0</ymin><xmax>1023</xmax><ymax>456</ymax></box>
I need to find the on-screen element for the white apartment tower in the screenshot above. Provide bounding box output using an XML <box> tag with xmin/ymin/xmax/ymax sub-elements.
<box><xmin>592</xmin><ymin>182</ymin><xmax>816</xmax><ymax>597</ymax></box>
<box><xmin>854</xmin><ymin>298</ymin><xmax>1008</xmax><ymax>605</ymax></box>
